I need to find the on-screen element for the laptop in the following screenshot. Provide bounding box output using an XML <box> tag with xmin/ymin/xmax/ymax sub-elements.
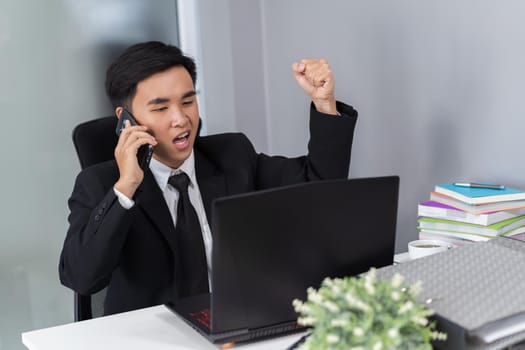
<box><xmin>166</xmin><ymin>176</ymin><xmax>399</xmax><ymax>346</ymax></box>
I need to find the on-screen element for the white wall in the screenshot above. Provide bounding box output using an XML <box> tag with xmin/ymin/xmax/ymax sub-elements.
<box><xmin>198</xmin><ymin>0</ymin><xmax>270</xmax><ymax>152</ymax></box>
<box><xmin>196</xmin><ymin>0</ymin><xmax>237</xmax><ymax>136</ymax></box>
<box><xmin>201</xmin><ymin>0</ymin><xmax>525</xmax><ymax>252</ymax></box>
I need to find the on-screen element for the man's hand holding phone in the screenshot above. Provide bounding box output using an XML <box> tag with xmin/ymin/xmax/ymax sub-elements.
<box><xmin>114</xmin><ymin>110</ymin><xmax>157</xmax><ymax>198</ymax></box>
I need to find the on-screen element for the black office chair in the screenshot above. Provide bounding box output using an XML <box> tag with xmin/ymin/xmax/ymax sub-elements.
<box><xmin>72</xmin><ymin>116</ymin><xmax>119</xmax><ymax>169</ymax></box>
<box><xmin>71</xmin><ymin>116</ymin><xmax>118</xmax><ymax>321</ymax></box>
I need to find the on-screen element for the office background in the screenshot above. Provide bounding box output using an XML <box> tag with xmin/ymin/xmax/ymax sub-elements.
<box><xmin>2</xmin><ymin>1</ymin><xmax>525</xmax><ymax>349</ymax></box>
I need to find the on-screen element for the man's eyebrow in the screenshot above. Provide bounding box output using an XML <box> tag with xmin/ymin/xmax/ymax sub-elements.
<box><xmin>146</xmin><ymin>91</ymin><xmax>196</xmax><ymax>106</ymax></box>
<box><xmin>147</xmin><ymin>97</ymin><xmax>170</xmax><ymax>105</ymax></box>
<box><xmin>181</xmin><ymin>90</ymin><xmax>197</xmax><ymax>99</ymax></box>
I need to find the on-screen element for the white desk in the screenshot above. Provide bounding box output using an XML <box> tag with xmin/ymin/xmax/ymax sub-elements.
<box><xmin>21</xmin><ymin>305</ymin><xmax>305</xmax><ymax>350</ymax></box>
<box><xmin>22</xmin><ymin>253</ymin><xmax>408</xmax><ymax>350</ymax></box>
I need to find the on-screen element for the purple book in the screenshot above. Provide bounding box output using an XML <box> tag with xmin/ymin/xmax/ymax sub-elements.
<box><xmin>420</xmin><ymin>200</ymin><xmax>459</xmax><ymax>210</ymax></box>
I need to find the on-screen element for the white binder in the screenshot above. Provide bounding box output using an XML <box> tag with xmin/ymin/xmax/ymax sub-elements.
<box><xmin>377</xmin><ymin>237</ymin><xmax>525</xmax><ymax>349</ymax></box>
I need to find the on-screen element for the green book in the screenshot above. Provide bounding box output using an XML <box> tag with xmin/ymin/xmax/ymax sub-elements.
<box><xmin>418</xmin><ymin>214</ymin><xmax>525</xmax><ymax>237</ymax></box>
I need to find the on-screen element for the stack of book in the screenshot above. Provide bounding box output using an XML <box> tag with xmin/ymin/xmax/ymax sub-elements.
<box><xmin>418</xmin><ymin>183</ymin><xmax>525</xmax><ymax>245</ymax></box>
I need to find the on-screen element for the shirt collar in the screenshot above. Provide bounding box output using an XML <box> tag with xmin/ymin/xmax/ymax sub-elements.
<box><xmin>149</xmin><ymin>151</ymin><xmax>196</xmax><ymax>193</ymax></box>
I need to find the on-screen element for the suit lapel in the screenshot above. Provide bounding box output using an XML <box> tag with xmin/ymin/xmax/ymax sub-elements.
<box><xmin>129</xmin><ymin>149</ymin><xmax>226</xmax><ymax>298</ymax></box>
<box><xmin>135</xmin><ymin>170</ymin><xmax>178</xmax><ymax>253</ymax></box>
<box><xmin>195</xmin><ymin>149</ymin><xmax>227</xmax><ymax>229</ymax></box>
<box><xmin>135</xmin><ymin>150</ymin><xmax>227</xmax><ymax>243</ymax></box>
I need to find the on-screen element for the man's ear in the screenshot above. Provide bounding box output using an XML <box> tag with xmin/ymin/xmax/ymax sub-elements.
<box><xmin>115</xmin><ymin>106</ymin><xmax>123</xmax><ymax>119</ymax></box>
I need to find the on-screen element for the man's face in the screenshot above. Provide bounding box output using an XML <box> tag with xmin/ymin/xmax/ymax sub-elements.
<box><xmin>129</xmin><ymin>66</ymin><xmax>199</xmax><ymax>169</ymax></box>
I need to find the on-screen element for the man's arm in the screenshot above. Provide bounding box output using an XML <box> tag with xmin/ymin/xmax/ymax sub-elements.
<box><xmin>254</xmin><ymin>101</ymin><xmax>356</xmax><ymax>189</ymax></box>
<box><xmin>305</xmin><ymin>100</ymin><xmax>357</xmax><ymax>178</ymax></box>
<box><xmin>59</xmin><ymin>164</ymin><xmax>135</xmax><ymax>295</ymax></box>
<box><xmin>252</xmin><ymin>59</ymin><xmax>357</xmax><ymax>188</ymax></box>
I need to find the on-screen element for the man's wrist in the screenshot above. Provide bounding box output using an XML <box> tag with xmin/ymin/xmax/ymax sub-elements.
<box><xmin>113</xmin><ymin>187</ymin><xmax>135</xmax><ymax>209</ymax></box>
<box><xmin>114</xmin><ymin>178</ymin><xmax>140</xmax><ymax>199</ymax></box>
<box><xmin>312</xmin><ymin>98</ymin><xmax>338</xmax><ymax>116</ymax></box>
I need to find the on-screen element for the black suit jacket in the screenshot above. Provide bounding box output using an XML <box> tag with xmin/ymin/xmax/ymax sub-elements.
<box><xmin>59</xmin><ymin>102</ymin><xmax>357</xmax><ymax>315</ymax></box>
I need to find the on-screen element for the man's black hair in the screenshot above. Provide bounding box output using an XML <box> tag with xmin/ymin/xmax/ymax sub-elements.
<box><xmin>105</xmin><ymin>41</ymin><xmax>197</xmax><ymax>109</ymax></box>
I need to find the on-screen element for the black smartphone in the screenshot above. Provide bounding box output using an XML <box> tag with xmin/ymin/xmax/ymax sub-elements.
<box><xmin>115</xmin><ymin>109</ymin><xmax>154</xmax><ymax>171</ymax></box>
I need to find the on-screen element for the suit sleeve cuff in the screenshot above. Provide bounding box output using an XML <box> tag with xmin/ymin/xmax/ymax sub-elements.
<box><xmin>310</xmin><ymin>101</ymin><xmax>358</xmax><ymax>119</ymax></box>
<box><xmin>113</xmin><ymin>187</ymin><xmax>135</xmax><ymax>209</ymax></box>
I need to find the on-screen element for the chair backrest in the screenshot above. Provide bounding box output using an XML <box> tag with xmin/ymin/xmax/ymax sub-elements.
<box><xmin>71</xmin><ymin>116</ymin><xmax>118</xmax><ymax>321</ymax></box>
<box><xmin>72</xmin><ymin>116</ymin><xmax>118</xmax><ymax>168</ymax></box>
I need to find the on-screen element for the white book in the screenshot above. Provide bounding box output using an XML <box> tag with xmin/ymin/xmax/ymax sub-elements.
<box><xmin>418</xmin><ymin>201</ymin><xmax>525</xmax><ymax>226</ymax></box>
<box><xmin>417</xmin><ymin>229</ymin><xmax>491</xmax><ymax>242</ymax></box>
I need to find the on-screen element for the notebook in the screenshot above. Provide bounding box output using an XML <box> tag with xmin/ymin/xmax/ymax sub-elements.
<box><xmin>165</xmin><ymin>176</ymin><xmax>400</xmax><ymax>346</ymax></box>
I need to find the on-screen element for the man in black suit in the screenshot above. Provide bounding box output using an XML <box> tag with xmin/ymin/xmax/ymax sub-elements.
<box><xmin>59</xmin><ymin>41</ymin><xmax>357</xmax><ymax>315</ymax></box>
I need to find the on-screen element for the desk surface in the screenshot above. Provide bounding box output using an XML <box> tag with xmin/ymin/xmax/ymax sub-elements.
<box><xmin>21</xmin><ymin>305</ymin><xmax>305</xmax><ymax>350</ymax></box>
<box><xmin>23</xmin><ymin>253</ymin><xmax>407</xmax><ymax>350</ymax></box>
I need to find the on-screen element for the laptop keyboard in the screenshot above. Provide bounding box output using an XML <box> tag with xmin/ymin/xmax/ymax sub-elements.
<box><xmin>220</xmin><ymin>322</ymin><xmax>305</xmax><ymax>344</ymax></box>
<box><xmin>189</xmin><ymin>309</ymin><xmax>211</xmax><ymax>330</ymax></box>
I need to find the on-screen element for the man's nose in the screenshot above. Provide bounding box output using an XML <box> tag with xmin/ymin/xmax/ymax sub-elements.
<box><xmin>170</xmin><ymin>108</ymin><xmax>186</xmax><ymax>127</ymax></box>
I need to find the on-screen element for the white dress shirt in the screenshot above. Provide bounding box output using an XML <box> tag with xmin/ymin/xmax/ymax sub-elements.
<box><xmin>113</xmin><ymin>152</ymin><xmax>213</xmax><ymax>289</ymax></box>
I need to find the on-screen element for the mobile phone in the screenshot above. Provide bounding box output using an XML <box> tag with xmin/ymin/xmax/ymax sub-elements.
<box><xmin>115</xmin><ymin>109</ymin><xmax>154</xmax><ymax>171</ymax></box>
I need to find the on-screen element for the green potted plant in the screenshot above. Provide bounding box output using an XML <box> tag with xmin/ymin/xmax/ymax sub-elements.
<box><xmin>293</xmin><ymin>268</ymin><xmax>446</xmax><ymax>349</ymax></box>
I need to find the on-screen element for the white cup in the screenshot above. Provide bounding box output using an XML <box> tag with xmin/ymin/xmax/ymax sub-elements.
<box><xmin>408</xmin><ymin>239</ymin><xmax>453</xmax><ymax>260</ymax></box>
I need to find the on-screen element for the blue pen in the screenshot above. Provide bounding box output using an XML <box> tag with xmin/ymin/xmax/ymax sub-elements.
<box><xmin>453</xmin><ymin>182</ymin><xmax>505</xmax><ymax>190</ymax></box>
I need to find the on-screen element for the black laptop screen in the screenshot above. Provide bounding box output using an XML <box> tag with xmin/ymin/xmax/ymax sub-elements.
<box><xmin>210</xmin><ymin>176</ymin><xmax>399</xmax><ymax>333</ymax></box>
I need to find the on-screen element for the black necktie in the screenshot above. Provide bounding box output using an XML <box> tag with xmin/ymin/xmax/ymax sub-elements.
<box><xmin>168</xmin><ymin>173</ymin><xmax>209</xmax><ymax>297</ymax></box>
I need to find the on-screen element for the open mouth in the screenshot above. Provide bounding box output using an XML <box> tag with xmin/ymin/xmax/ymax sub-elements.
<box><xmin>173</xmin><ymin>131</ymin><xmax>190</xmax><ymax>145</ymax></box>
